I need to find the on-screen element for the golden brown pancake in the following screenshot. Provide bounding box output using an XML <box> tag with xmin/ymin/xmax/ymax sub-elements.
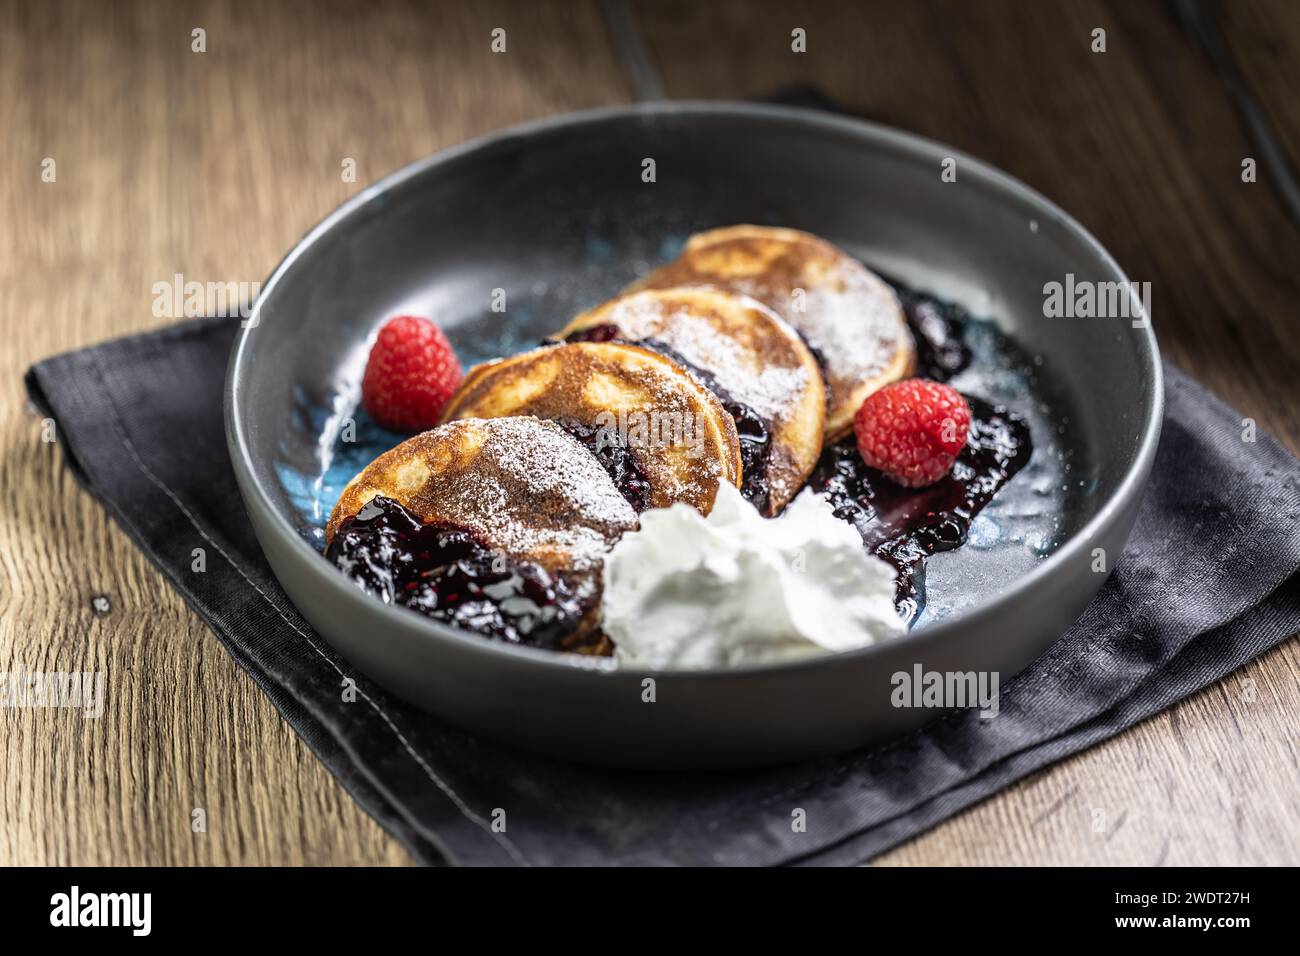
<box><xmin>634</xmin><ymin>225</ymin><xmax>915</xmax><ymax>440</ymax></box>
<box><xmin>559</xmin><ymin>286</ymin><xmax>825</xmax><ymax>515</ymax></box>
<box><xmin>440</xmin><ymin>341</ymin><xmax>742</xmax><ymax>515</ymax></box>
<box><xmin>326</xmin><ymin>417</ymin><xmax>639</xmax><ymax>654</ymax></box>
<box><xmin>325</xmin><ymin>416</ymin><xmax>637</xmax><ymax>569</ymax></box>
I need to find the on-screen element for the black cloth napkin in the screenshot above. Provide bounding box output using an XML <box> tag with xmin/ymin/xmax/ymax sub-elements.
<box><xmin>26</xmin><ymin>313</ymin><xmax>1300</xmax><ymax>866</ymax></box>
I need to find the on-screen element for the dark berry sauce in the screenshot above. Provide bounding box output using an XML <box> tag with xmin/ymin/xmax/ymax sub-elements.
<box><xmin>553</xmin><ymin>416</ymin><xmax>652</xmax><ymax>512</ymax></box>
<box><xmin>810</xmin><ymin>397</ymin><xmax>1031</xmax><ymax>623</ymax></box>
<box><xmin>897</xmin><ymin>283</ymin><xmax>974</xmax><ymax>383</ymax></box>
<box><xmin>561</xmin><ymin>323</ymin><xmax>620</xmax><ymax>344</ymax></box>
<box><xmin>326</xmin><ymin>495</ymin><xmax>594</xmax><ymax>649</ymax></box>
<box><xmin>563</xmin><ymin>324</ymin><xmax>777</xmax><ymax>514</ymax></box>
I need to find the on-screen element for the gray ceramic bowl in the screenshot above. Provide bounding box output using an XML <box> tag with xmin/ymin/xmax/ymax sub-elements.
<box><xmin>226</xmin><ymin>103</ymin><xmax>1162</xmax><ymax>769</ymax></box>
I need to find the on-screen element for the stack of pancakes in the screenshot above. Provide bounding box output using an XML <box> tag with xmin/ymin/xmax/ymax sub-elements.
<box><xmin>328</xmin><ymin>226</ymin><xmax>916</xmax><ymax>649</ymax></box>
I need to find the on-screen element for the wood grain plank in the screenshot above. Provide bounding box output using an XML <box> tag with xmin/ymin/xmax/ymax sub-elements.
<box><xmin>0</xmin><ymin>0</ymin><xmax>629</xmax><ymax>866</ymax></box>
<box><xmin>1221</xmin><ymin>0</ymin><xmax>1300</xmax><ymax>186</ymax></box>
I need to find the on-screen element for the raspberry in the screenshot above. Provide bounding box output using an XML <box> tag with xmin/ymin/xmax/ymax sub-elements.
<box><xmin>853</xmin><ymin>379</ymin><xmax>971</xmax><ymax>488</ymax></box>
<box><xmin>361</xmin><ymin>315</ymin><xmax>463</xmax><ymax>433</ymax></box>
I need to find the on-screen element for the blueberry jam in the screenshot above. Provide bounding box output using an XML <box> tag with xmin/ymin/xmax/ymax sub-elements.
<box><xmin>897</xmin><ymin>285</ymin><xmax>974</xmax><ymax>382</ymax></box>
<box><xmin>811</xmin><ymin>397</ymin><xmax>1031</xmax><ymax>623</ymax></box>
<box><xmin>326</xmin><ymin>495</ymin><xmax>594</xmax><ymax>650</ymax></box>
<box><xmin>561</xmin><ymin>323</ymin><xmax>621</xmax><ymax>344</ymax></box>
<box><xmin>553</xmin><ymin>416</ymin><xmax>653</xmax><ymax>512</ymax></box>
<box><xmin>563</xmin><ymin>324</ymin><xmax>777</xmax><ymax>514</ymax></box>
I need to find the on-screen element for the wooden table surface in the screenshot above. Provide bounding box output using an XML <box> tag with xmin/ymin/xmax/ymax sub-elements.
<box><xmin>2</xmin><ymin>0</ymin><xmax>1297</xmax><ymax>866</ymax></box>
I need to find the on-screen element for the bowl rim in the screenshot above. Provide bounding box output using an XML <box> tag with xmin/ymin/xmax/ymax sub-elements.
<box><xmin>225</xmin><ymin>100</ymin><xmax>1164</xmax><ymax>680</ymax></box>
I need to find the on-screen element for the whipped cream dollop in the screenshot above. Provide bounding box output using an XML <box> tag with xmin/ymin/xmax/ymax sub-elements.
<box><xmin>601</xmin><ymin>482</ymin><xmax>906</xmax><ymax>669</ymax></box>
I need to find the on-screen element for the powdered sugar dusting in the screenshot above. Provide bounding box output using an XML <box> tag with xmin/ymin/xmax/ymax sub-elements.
<box><xmin>453</xmin><ymin>418</ymin><xmax>637</xmax><ymax>569</ymax></box>
<box><xmin>611</xmin><ymin>350</ymin><xmax>732</xmax><ymax>510</ymax></box>
<box><xmin>636</xmin><ymin>229</ymin><xmax>915</xmax><ymax>434</ymax></box>
<box><xmin>444</xmin><ymin>342</ymin><xmax>738</xmax><ymax>516</ymax></box>
<box><xmin>591</xmin><ymin>290</ymin><xmax>811</xmax><ymax>424</ymax></box>
<box><xmin>786</xmin><ymin>268</ymin><xmax>905</xmax><ymax>384</ymax></box>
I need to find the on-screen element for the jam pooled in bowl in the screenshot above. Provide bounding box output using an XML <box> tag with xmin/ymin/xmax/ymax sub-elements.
<box><xmin>325</xmin><ymin>495</ymin><xmax>601</xmax><ymax>652</ymax></box>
